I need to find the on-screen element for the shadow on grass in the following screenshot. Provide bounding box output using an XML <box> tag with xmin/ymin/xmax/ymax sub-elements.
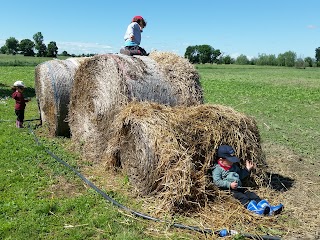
<box><xmin>266</xmin><ymin>172</ymin><xmax>295</xmax><ymax>192</ymax></box>
<box><xmin>0</xmin><ymin>83</ymin><xmax>36</xmax><ymax>99</ymax></box>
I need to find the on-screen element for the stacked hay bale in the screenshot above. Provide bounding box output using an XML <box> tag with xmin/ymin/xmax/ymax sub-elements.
<box><xmin>107</xmin><ymin>102</ymin><xmax>267</xmax><ymax>211</ymax></box>
<box><xmin>68</xmin><ymin>53</ymin><xmax>203</xmax><ymax>160</ymax></box>
<box><xmin>35</xmin><ymin>57</ymin><xmax>89</xmax><ymax>136</ymax></box>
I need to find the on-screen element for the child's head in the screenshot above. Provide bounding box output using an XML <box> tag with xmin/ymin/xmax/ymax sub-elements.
<box><xmin>12</xmin><ymin>80</ymin><xmax>26</xmax><ymax>92</ymax></box>
<box><xmin>217</xmin><ymin>145</ymin><xmax>240</xmax><ymax>166</ymax></box>
<box><xmin>132</xmin><ymin>15</ymin><xmax>147</xmax><ymax>29</ymax></box>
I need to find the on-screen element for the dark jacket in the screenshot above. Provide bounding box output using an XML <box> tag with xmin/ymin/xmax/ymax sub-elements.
<box><xmin>12</xmin><ymin>91</ymin><xmax>27</xmax><ymax>110</ymax></box>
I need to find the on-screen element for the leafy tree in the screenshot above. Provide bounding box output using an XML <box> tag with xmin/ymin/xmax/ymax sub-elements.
<box><xmin>315</xmin><ymin>47</ymin><xmax>320</xmax><ymax>65</ymax></box>
<box><xmin>185</xmin><ymin>46</ymin><xmax>199</xmax><ymax>63</ymax></box>
<box><xmin>33</xmin><ymin>32</ymin><xmax>47</xmax><ymax>57</ymax></box>
<box><xmin>256</xmin><ymin>53</ymin><xmax>277</xmax><ymax>66</ymax></box>
<box><xmin>198</xmin><ymin>45</ymin><xmax>213</xmax><ymax>64</ymax></box>
<box><xmin>33</xmin><ymin>32</ymin><xmax>44</xmax><ymax>46</ymax></box>
<box><xmin>283</xmin><ymin>51</ymin><xmax>296</xmax><ymax>67</ymax></box>
<box><xmin>19</xmin><ymin>39</ymin><xmax>35</xmax><ymax>56</ymax></box>
<box><xmin>277</xmin><ymin>53</ymin><xmax>285</xmax><ymax>66</ymax></box>
<box><xmin>211</xmin><ymin>49</ymin><xmax>222</xmax><ymax>63</ymax></box>
<box><xmin>184</xmin><ymin>45</ymin><xmax>221</xmax><ymax>64</ymax></box>
<box><xmin>268</xmin><ymin>54</ymin><xmax>278</xmax><ymax>66</ymax></box>
<box><xmin>304</xmin><ymin>57</ymin><xmax>314</xmax><ymax>67</ymax></box>
<box><xmin>36</xmin><ymin>43</ymin><xmax>47</xmax><ymax>57</ymax></box>
<box><xmin>5</xmin><ymin>37</ymin><xmax>19</xmax><ymax>55</ymax></box>
<box><xmin>0</xmin><ymin>45</ymin><xmax>8</xmax><ymax>54</ymax></box>
<box><xmin>235</xmin><ymin>54</ymin><xmax>249</xmax><ymax>65</ymax></box>
<box><xmin>60</xmin><ymin>50</ymin><xmax>70</xmax><ymax>56</ymax></box>
<box><xmin>220</xmin><ymin>55</ymin><xmax>234</xmax><ymax>64</ymax></box>
<box><xmin>47</xmin><ymin>41</ymin><xmax>58</xmax><ymax>57</ymax></box>
<box><xmin>277</xmin><ymin>51</ymin><xmax>296</xmax><ymax>67</ymax></box>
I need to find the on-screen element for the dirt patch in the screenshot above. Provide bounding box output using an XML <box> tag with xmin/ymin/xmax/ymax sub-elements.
<box><xmin>48</xmin><ymin>175</ymin><xmax>86</xmax><ymax>199</ymax></box>
<box><xmin>262</xmin><ymin>142</ymin><xmax>320</xmax><ymax>239</ymax></box>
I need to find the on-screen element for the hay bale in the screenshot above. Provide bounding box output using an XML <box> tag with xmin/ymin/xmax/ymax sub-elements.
<box><xmin>35</xmin><ymin>57</ymin><xmax>89</xmax><ymax>136</ymax></box>
<box><xmin>68</xmin><ymin>53</ymin><xmax>203</xmax><ymax>160</ymax></box>
<box><xmin>107</xmin><ymin>102</ymin><xmax>266</xmax><ymax>211</ymax></box>
<box><xmin>149</xmin><ymin>51</ymin><xmax>203</xmax><ymax>106</ymax></box>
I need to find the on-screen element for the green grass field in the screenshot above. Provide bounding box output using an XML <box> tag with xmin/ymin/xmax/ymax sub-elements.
<box><xmin>0</xmin><ymin>60</ymin><xmax>319</xmax><ymax>239</ymax></box>
<box><xmin>198</xmin><ymin>64</ymin><xmax>320</xmax><ymax>163</ymax></box>
<box><xmin>0</xmin><ymin>54</ymin><xmax>68</xmax><ymax>66</ymax></box>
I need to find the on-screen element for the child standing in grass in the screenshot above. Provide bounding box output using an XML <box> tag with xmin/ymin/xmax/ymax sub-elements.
<box><xmin>212</xmin><ymin>145</ymin><xmax>283</xmax><ymax>216</ymax></box>
<box><xmin>12</xmin><ymin>81</ymin><xmax>30</xmax><ymax>128</ymax></box>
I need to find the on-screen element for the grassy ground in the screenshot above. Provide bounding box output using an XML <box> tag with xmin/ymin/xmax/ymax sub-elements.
<box><xmin>0</xmin><ymin>54</ymin><xmax>68</xmax><ymax>66</ymax></box>
<box><xmin>0</xmin><ymin>66</ymin><xmax>180</xmax><ymax>240</ymax></box>
<box><xmin>1</xmin><ymin>63</ymin><xmax>320</xmax><ymax>239</ymax></box>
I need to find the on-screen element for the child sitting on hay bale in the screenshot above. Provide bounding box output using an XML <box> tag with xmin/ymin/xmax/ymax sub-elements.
<box><xmin>212</xmin><ymin>145</ymin><xmax>283</xmax><ymax>216</ymax></box>
<box><xmin>120</xmin><ymin>15</ymin><xmax>148</xmax><ymax>56</ymax></box>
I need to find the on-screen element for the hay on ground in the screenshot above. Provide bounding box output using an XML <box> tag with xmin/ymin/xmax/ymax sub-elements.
<box><xmin>106</xmin><ymin>102</ymin><xmax>267</xmax><ymax>211</ymax></box>
<box><xmin>35</xmin><ymin>57</ymin><xmax>89</xmax><ymax>136</ymax></box>
<box><xmin>68</xmin><ymin>53</ymin><xmax>203</xmax><ymax>161</ymax></box>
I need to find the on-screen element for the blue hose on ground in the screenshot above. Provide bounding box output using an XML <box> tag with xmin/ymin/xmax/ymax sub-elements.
<box><xmin>27</xmin><ymin>123</ymin><xmax>281</xmax><ymax>240</ymax></box>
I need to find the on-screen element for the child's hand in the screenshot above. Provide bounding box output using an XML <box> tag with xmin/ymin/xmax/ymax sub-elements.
<box><xmin>230</xmin><ymin>181</ymin><xmax>238</xmax><ymax>189</ymax></box>
<box><xmin>246</xmin><ymin>160</ymin><xmax>255</xmax><ymax>171</ymax></box>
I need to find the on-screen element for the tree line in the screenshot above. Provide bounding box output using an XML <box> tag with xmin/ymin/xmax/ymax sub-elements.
<box><xmin>0</xmin><ymin>32</ymin><xmax>61</xmax><ymax>57</ymax></box>
<box><xmin>0</xmin><ymin>32</ymin><xmax>90</xmax><ymax>58</ymax></box>
<box><xmin>185</xmin><ymin>45</ymin><xmax>320</xmax><ymax>67</ymax></box>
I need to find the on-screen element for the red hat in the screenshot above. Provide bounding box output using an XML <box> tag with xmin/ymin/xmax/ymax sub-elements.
<box><xmin>132</xmin><ymin>16</ymin><xmax>143</xmax><ymax>21</ymax></box>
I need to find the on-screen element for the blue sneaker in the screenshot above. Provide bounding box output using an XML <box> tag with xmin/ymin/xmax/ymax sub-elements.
<box><xmin>247</xmin><ymin>200</ymin><xmax>265</xmax><ymax>215</ymax></box>
<box><xmin>257</xmin><ymin>200</ymin><xmax>271</xmax><ymax>215</ymax></box>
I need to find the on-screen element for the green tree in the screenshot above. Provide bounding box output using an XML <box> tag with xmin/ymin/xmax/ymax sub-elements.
<box><xmin>0</xmin><ymin>45</ymin><xmax>8</xmax><ymax>54</ymax></box>
<box><xmin>283</xmin><ymin>51</ymin><xmax>296</xmax><ymax>67</ymax></box>
<box><xmin>61</xmin><ymin>50</ymin><xmax>70</xmax><ymax>56</ymax></box>
<box><xmin>198</xmin><ymin>44</ymin><xmax>213</xmax><ymax>64</ymax></box>
<box><xmin>304</xmin><ymin>57</ymin><xmax>314</xmax><ymax>67</ymax></box>
<box><xmin>19</xmin><ymin>39</ymin><xmax>35</xmax><ymax>56</ymax></box>
<box><xmin>221</xmin><ymin>55</ymin><xmax>234</xmax><ymax>64</ymax></box>
<box><xmin>185</xmin><ymin>46</ymin><xmax>199</xmax><ymax>63</ymax></box>
<box><xmin>211</xmin><ymin>49</ymin><xmax>222</xmax><ymax>63</ymax></box>
<box><xmin>33</xmin><ymin>32</ymin><xmax>47</xmax><ymax>57</ymax></box>
<box><xmin>277</xmin><ymin>53</ymin><xmax>285</xmax><ymax>66</ymax></box>
<box><xmin>5</xmin><ymin>37</ymin><xmax>19</xmax><ymax>55</ymax></box>
<box><xmin>235</xmin><ymin>54</ymin><xmax>249</xmax><ymax>65</ymax></box>
<box><xmin>315</xmin><ymin>47</ymin><xmax>320</xmax><ymax>66</ymax></box>
<box><xmin>184</xmin><ymin>45</ymin><xmax>221</xmax><ymax>64</ymax></box>
<box><xmin>47</xmin><ymin>41</ymin><xmax>58</xmax><ymax>57</ymax></box>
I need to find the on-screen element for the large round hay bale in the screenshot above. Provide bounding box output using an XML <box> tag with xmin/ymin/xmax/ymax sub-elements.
<box><xmin>35</xmin><ymin>57</ymin><xmax>89</xmax><ymax>136</ymax></box>
<box><xmin>68</xmin><ymin>53</ymin><xmax>203</xmax><ymax>160</ymax></box>
<box><xmin>107</xmin><ymin>102</ymin><xmax>266</xmax><ymax>211</ymax></box>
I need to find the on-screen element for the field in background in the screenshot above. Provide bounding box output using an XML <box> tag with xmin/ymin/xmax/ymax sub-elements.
<box><xmin>0</xmin><ymin>54</ymin><xmax>68</xmax><ymax>66</ymax></box>
<box><xmin>198</xmin><ymin>64</ymin><xmax>320</xmax><ymax>164</ymax></box>
<box><xmin>0</xmin><ymin>62</ymin><xmax>319</xmax><ymax>239</ymax></box>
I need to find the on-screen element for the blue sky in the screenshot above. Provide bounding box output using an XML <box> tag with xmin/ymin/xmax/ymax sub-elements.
<box><xmin>1</xmin><ymin>0</ymin><xmax>319</xmax><ymax>59</ymax></box>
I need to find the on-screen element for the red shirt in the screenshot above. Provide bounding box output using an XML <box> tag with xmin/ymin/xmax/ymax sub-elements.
<box><xmin>12</xmin><ymin>91</ymin><xmax>26</xmax><ymax>110</ymax></box>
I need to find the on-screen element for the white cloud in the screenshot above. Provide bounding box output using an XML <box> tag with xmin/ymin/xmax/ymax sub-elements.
<box><xmin>55</xmin><ymin>41</ymin><xmax>114</xmax><ymax>54</ymax></box>
<box><xmin>307</xmin><ymin>25</ymin><xmax>318</xmax><ymax>29</ymax></box>
<box><xmin>0</xmin><ymin>38</ymin><xmax>114</xmax><ymax>55</ymax></box>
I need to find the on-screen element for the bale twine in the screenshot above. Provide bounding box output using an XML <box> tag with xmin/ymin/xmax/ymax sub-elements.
<box><xmin>68</xmin><ymin>53</ymin><xmax>203</xmax><ymax>160</ymax></box>
<box><xmin>107</xmin><ymin>102</ymin><xmax>267</xmax><ymax>211</ymax></box>
<box><xmin>35</xmin><ymin>57</ymin><xmax>89</xmax><ymax>136</ymax></box>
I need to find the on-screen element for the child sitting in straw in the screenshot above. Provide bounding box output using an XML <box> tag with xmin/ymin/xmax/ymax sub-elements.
<box><xmin>212</xmin><ymin>145</ymin><xmax>283</xmax><ymax>216</ymax></box>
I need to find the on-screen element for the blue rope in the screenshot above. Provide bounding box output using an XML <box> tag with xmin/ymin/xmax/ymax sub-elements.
<box><xmin>26</xmin><ymin>125</ymin><xmax>281</xmax><ymax>240</ymax></box>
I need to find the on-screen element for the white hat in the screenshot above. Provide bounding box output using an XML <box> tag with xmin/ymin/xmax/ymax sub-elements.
<box><xmin>13</xmin><ymin>81</ymin><xmax>26</xmax><ymax>88</ymax></box>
